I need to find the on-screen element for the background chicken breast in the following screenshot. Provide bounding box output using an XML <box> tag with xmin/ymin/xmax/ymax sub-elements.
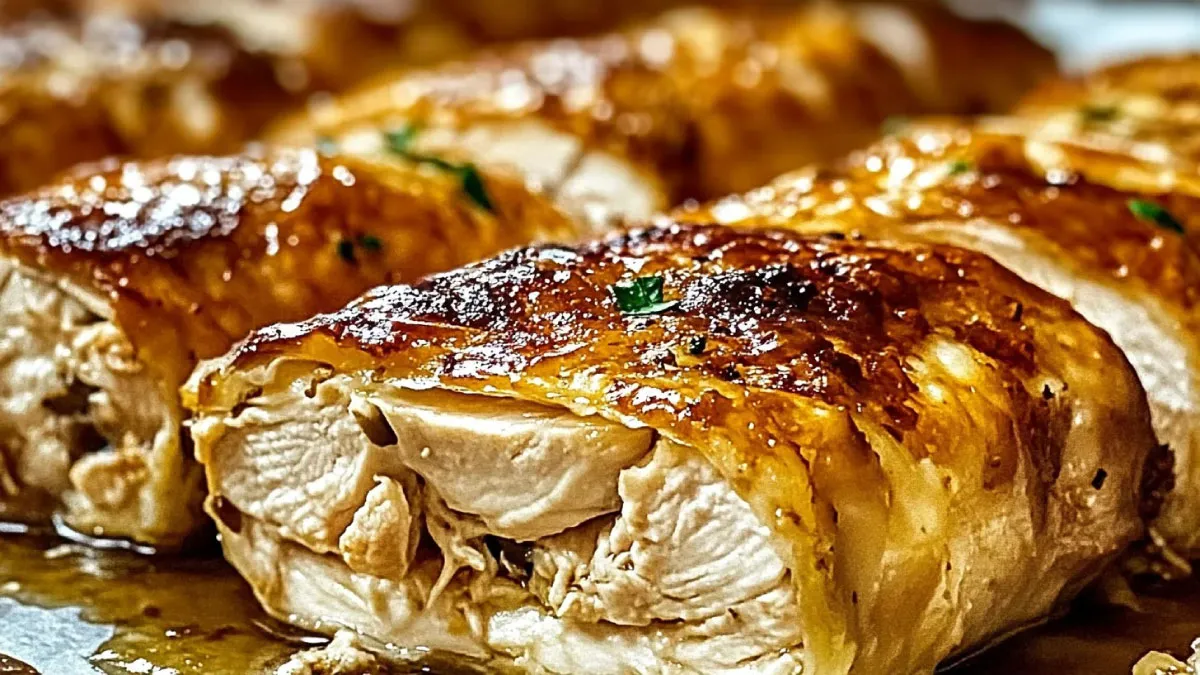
<box><xmin>269</xmin><ymin>2</ymin><xmax>1055</xmax><ymax>230</ymax></box>
<box><xmin>0</xmin><ymin>0</ymin><xmax>794</xmax><ymax>198</ymax></box>
<box><xmin>0</xmin><ymin>146</ymin><xmax>576</xmax><ymax>546</ymax></box>
<box><xmin>676</xmin><ymin>119</ymin><xmax>1199</xmax><ymax>562</ymax></box>
<box><xmin>0</xmin><ymin>11</ymin><xmax>307</xmax><ymax>196</ymax></box>
<box><xmin>186</xmin><ymin>223</ymin><xmax>1158</xmax><ymax>674</ymax></box>
<box><xmin>1015</xmin><ymin>52</ymin><xmax>1200</xmax><ymax>167</ymax></box>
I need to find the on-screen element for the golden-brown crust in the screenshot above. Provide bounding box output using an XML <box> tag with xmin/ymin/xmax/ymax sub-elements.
<box><xmin>0</xmin><ymin>147</ymin><xmax>576</xmax><ymax>390</ymax></box>
<box><xmin>215</xmin><ymin>223</ymin><xmax>1066</xmax><ymax>438</ymax></box>
<box><xmin>678</xmin><ymin>121</ymin><xmax>1200</xmax><ymax>319</ymax></box>
<box><xmin>207</xmin><ymin>224</ymin><xmax>1084</xmax><ymax>474</ymax></box>
<box><xmin>272</xmin><ymin>4</ymin><xmax>1055</xmax><ymax>201</ymax></box>
<box><xmin>1015</xmin><ymin>53</ymin><xmax>1200</xmax><ymax>166</ymax></box>
<box><xmin>193</xmin><ymin>222</ymin><xmax>1151</xmax><ymax>672</ymax></box>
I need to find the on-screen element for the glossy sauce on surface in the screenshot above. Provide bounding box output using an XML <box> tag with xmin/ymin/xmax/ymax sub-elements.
<box><xmin>3</xmin><ymin>533</ymin><xmax>1200</xmax><ymax>674</ymax></box>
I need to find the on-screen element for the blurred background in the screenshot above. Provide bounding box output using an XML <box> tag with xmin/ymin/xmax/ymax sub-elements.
<box><xmin>950</xmin><ymin>0</ymin><xmax>1200</xmax><ymax>70</ymax></box>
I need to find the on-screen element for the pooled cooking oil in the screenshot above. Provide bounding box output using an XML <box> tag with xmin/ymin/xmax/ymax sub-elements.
<box><xmin>5</xmin><ymin>532</ymin><xmax>1200</xmax><ymax>674</ymax></box>
<box><xmin>0</xmin><ymin>534</ymin><xmax>294</xmax><ymax>674</ymax></box>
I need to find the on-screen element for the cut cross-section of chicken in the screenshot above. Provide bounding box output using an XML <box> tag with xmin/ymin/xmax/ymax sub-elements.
<box><xmin>269</xmin><ymin>2</ymin><xmax>1055</xmax><ymax>226</ymax></box>
<box><xmin>0</xmin><ymin>146</ymin><xmax>578</xmax><ymax>546</ymax></box>
<box><xmin>187</xmin><ymin>223</ymin><xmax>1158</xmax><ymax>674</ymax></box>
<box><xmin>676</xmin><ymin>121</ymin><xmax>1199</xmax><ymax>559</ymax></box>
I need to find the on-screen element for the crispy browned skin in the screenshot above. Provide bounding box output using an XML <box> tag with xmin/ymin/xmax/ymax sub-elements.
<box><xmin>192</xmin><ymin>222</ymin><xmax>1154</xmax><ymax>673</ymax></box>
<box><xmin>676</xmin><ymin>120</ymin><xmax>1200</xmax><ymax>558</ymax></box>
<box><xmin>0</xmin><ymin>147</ymin><xmax>575</xmax><ymax>398</ymax></box>
<box><xmin>677</xmin><ymin>122</ymin><xmax>1200</xmax><ymax>300</ymax></box>
<box><xmin>272</xmin><ymin>4</ymin><xmax>1055</xmax><ymax>202</ymax></box>
<box><xmin>1015</xmin><ymin>53</ymin><xmax>1200</xmax><ymax>170</ymax></box>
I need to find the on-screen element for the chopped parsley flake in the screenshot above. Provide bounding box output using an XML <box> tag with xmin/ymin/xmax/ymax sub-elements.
<box><xmin>384</xmin><ymin>125</ymin><xmax>420</xmax><ymax>155</ymax></box>
<box><xmin>688</xmin><ymin>335</ymin><xmax>707</xmax><ymax>355</ymax></box>
<box><xmin>1128</xmin><ymin>199</ymin><xmax>1184</xmax><ymax>234</ymax></box>
<box><xmin>947</xmin><ymin>159</ymin><xmax>972</xmax><ymax>176</ymax></box>
<box><xmin>382</xmin><ymin>126</ymin><xmax>496</xmax><ymax>213</ymax></box>
<box><xmin>358</xmin><ymin>234</ymin><xmax>383</xmax><ymax>252</ymax></box>
<box><xmin>458</xmin><ymin>164</ymin><xmax>495</xmax><ymax>212</ymax></box>
<box><xmin>337</xmin><ymin>234</ymin><xmax>384</xmax><ymax>264</ymax></box>
<box><xmin>612</xmin><ymin>276</ymin><xmax>678</xmax><ymax>315</ymax></box>
<box><xmin>1080</xmin><ymin>104</ymin><xmax>1119</xmax><ymax>122</ymax></box>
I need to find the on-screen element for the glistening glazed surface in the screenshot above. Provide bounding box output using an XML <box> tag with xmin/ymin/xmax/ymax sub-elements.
<box><xmin>1</xmin><ymin>534</ymin><xmax>1200</xmax><ymax>674</ymax></box>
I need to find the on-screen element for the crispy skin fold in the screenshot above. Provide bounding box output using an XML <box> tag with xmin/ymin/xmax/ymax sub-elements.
<box><xmin>270</xmin><ymin>4</ymin><xmax>1055</xmax><ymax>204</ymax></box>
<box><xmin>678</xmin><ymin>121</ymin><xmax>1199</xmax><ymax>556</ymax></box>
<box><xmin>188</xmin><ymin>224</ymin><xmax>1156</xmax><ymax>673</ymax></box>
<box><xmin>0</xmin><ymin>147</ymin><xmax>575</xmax><ymax>545</ymax></box>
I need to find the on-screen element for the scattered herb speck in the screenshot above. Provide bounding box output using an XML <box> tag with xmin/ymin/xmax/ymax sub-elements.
<box><xmin>612</xmin><ymin>276</ymin><xmax>678</xmax><ymax>315</ymax></box>
<box><xmin>1128</xmin><ymin>199</ymin><xmax>1184</xmax><ymax>234</ymax></box>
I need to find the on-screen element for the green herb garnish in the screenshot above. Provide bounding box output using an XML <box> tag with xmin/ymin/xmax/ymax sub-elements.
<box><xmin>336</xmin><ymin>238</ymin><xmax>357</xmax><ymax>264</ymax></box>
<box><xmin>612</xmin><ymin>276</ymin><xmax>678</xmax><ymax>315</ymax></box>
<box><xmin>947</xmin><ymin>159</ymin><xmax>972</xmax><ymax>176</ymax></box>
<box><xmin>382</xmin><ymin>126</ymin><xmax>496</xmax><ymax>213</ymax></box>
<box><xmin>687</xmin><ymin>335</ymin><xmax>707</xmax><ymax>355</ymax></box>
<box><xmin>358</xmin><ymin>234</ymin><xmax>383</xmax><ymax>252</ymax></box>
<box><xmin>315</xmin><ymin>136</ymin><xmax>338</xmax><ymax>155</ymax></box>
<box><xmin>1128</xmin><ymin>199</ymin><xmax>1184</xmax><ymax>234</ymax></box>
<box><xmin>384</xmin><ymin>125</ymin><xmax>420</xmax><ymax>155</ymax></box>
<box><xmin>458</xmin><ymin>163</ymin><xmax>495</xmax><ymax>212</ymax></box>
<box><xmin>337</xmin><ymin>234</ymin><xmax>385</xmax><ymax>264</ymax></box>
<box><xmin>1080</xmin><ymin>104</ymin><xmax>1119</xmax><ymax>123</ymax></box>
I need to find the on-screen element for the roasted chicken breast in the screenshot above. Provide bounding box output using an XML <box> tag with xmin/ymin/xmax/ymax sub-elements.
<box><xmin>0</xmin><ymin>147</ymin><xmax>576</xmax><ymax>546</ymax></box>
<box><xmin>1015</xmin><ymin>52</ymin><xmax>1200</xmax><ymax>168</ymax></box>
<box><xmin>0</xmin><ymin>0</ymin><xmax>793</xmax><ymax>198</ymax></box>
<box><xmin>185</xmin><ymin>223</ymin><xmax>1158</xmax><ymax>674</ymax></box>
<box><xmin>676</xmin><ymin>120</ymin><xmax>1200</xmax><ymax>560</ymax></box>
<box><xmin>270</xmin><ymin>2</ymin><xmax>1055</xmax><ymax>218</ymax></box>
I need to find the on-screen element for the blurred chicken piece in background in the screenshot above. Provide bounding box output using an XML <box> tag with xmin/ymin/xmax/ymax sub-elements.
<box><xmin>0</xmin><ymin>0</ymin><xmax>808</xmax><ymax>196</ymax></box>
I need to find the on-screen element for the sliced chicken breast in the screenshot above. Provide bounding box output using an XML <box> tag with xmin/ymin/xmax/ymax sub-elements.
<box><xmin>675</xmin><ymin>121</ymin><xmax>1199</xmax><ymax>561</ymax></box>
<box><xmin>268</xmin><ymin>2</ymin><xmax>1055</xmax><ymax>227</ymax></box>
<box><xmin>187</xmin><ymin>224</ymin><xmax>1158</xmax><ymax>674</ymax></box>
<box><xmin>0</xmin><ymin>146</ymin><xmax>577</xmax><ymax>546</ymax></box>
